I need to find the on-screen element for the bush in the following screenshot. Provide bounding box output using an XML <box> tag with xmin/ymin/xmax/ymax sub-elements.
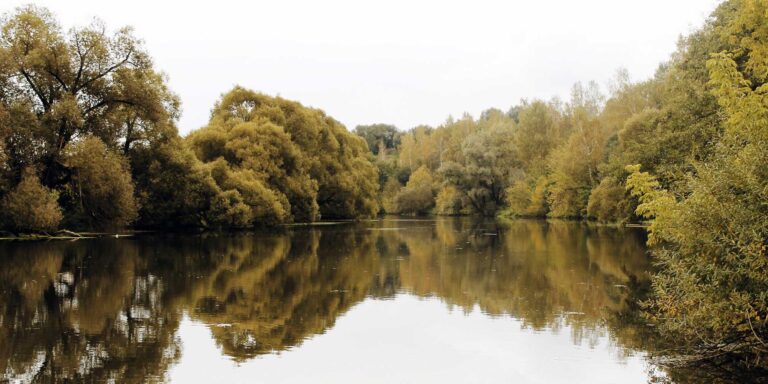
<box><xmin>504</xmin><ymin>176</ymin><xmax>549</xmax><ymax>217</ymax></box>
<box><xmin>394</xmin><ymin>166</ymin><xmax>434</xmax><ymax>215</ymax></box>
<box><xmin>1</xmin><ymin>169</ymin><xmax>62</xmax><ymax>232</ymax></box>
<box><xmin>380</xmin><ymin>178</ymin><xmax>402</xmax><ymax>214</ymax></box>
<box><xmin>587</xmin><ymin>177</ymin><xmax>633</xmax><ymax>223</ymax></box>
<box><xmin>625</xmin><ymin>1</ymin><xmax>768</xmax><ymax>362</ymax></box>
<box><xmin>435</xmin><ymin>185</ymin><xmax>462</xmax><ymax>215</ymax></box>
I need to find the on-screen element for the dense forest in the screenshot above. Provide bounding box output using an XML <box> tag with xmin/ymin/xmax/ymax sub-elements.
<box><xmin>359</xmin><ymin>0</ymin><xmax>768</xmax><ymax>369</ymax></box>
<box><xmin>0</xmin><ymin>5</ymin><xmax>377</xmax><ymax>232</ymax></box>
<box><xmin>0</xmin><ymin>0</ymin><xmax>767</xmax><ymax>375</ymax></box>
<box><xmin>364</xmin><ymin>58</ymin><xmax>714</xmax><ymax>221</ymax></box>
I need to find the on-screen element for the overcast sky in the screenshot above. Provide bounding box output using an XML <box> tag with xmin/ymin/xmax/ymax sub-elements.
<box><xmin>2</xmin><ymin>0</ymin><xmax>721</xmax><ymax>134</ymax></box>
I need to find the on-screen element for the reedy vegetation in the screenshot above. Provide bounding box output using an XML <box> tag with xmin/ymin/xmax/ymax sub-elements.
<box><xmin>0</xmin><ymin>0</ymin><xmax>766</xmax><ymax>371</ymax></box>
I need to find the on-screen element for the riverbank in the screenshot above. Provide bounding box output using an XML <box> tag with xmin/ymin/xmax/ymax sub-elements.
<box><xmin>0</xmin><ymin>216</ymin><xmax>649</xmax><ymax>241</ymax></box>
<box><xmin>0</xmin><ymin>229</ymin><xmax>140</xmax><ymax>241</ymax></box>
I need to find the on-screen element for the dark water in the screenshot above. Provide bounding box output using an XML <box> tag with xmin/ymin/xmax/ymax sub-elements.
<box><xmin>0</xmin><ymin>218</ymin><xmax>690</xmax><ymax>383</ymax></box>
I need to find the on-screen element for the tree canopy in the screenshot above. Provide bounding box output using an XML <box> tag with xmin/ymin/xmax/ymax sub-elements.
<box><xmin>625</xmin><ymin>0</ymin><xmax>768</xmax><ymax>366</ymax></box>
<box><xmin>188</xmin><ymin>87</ymin><xmax>379</xmax><ymax>223</ymax></box>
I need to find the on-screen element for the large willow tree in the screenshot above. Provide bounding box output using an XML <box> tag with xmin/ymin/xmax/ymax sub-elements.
<box><xmin>0</xmin><ymin>6</ymin><xmax>179</xmax><ymax>183</ymax></box>
<box><xmin>188</xmin><ymin>87</ymin><xmax>379</xmax><ymax>223</ymax></box>
<box><xmin>0</xmin><ymin>5</ymin><xmax>179</xmax><ymax>229</ymax></box>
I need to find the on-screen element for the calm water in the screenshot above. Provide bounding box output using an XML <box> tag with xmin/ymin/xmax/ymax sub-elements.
<box><xmin>0</xmin><ymin>218</ymin><xmax>680</xmax><ymax>383</ymax></box>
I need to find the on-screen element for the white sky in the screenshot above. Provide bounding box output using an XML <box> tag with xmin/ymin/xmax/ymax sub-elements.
<box><xmin>1</xmin><ymin>0</ymin><xmax>722</xmax><ymax>134</ymax></box>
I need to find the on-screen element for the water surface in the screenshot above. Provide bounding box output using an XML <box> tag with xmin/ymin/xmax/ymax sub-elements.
<box><xmin>1</xmin><ymin>218</ymin><xmax>672</xmax><ymax>383</ymax></box>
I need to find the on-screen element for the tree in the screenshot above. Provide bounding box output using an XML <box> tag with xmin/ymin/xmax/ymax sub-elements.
<box><xmin>205</xmin><ymin>158</ymin><xmax>290</xmax><ymax>226</ymax></box>
<box><xmin>625</xmin><ymin>0</ymin><xmax>768</xmax><ymax>366</ymax></box>
<box><xmin>188</xmin><ymin>87</ymin><xmax>378</xmax><ymax>223</ymax></box>
<box><xmin>353</xmin><ymin>124</ymin><xmax>401</xmax><ymax>156</ymax></box>
<box><xmin>505</xmin><ymin>175</ymin><xmax>548</xmax><ymax>217</ymax></box>
<box><xmin>380</xmin><ymin>177</ymin><xmax>402</xmax><ymax>214</ymax></box>
<box><xmin>586</xmin><ymin>176</ymin><xmax>633</xmax><ymax>223</ymax></box>
<box><xmin>435</xmin><ymin>185</ymin><xmax>463</xmax><ymax>215</ymax></box>
<box><xmin>1</xmin><ymin>168</ymin><xmax>62</xmax><ymax>232</ymax></box>
<box><xmin>0</xmin><ymin>5</ymin><xmax>179</xmax><ymax>190</ymax></box>
<box><xmin>131</xmin><ymin>137</ymin><xmax>210</xmax><ymax>228</ymax></box>
<box><xmin>64</xmin><ymin>137</ymin><xmax>137</xmax><ymax>229</ymax></box>
<box><xmin>547</xmin><ymin>100</ymin><xmax>608</xmax><ymax>218</ymax></box>
<box><xmin>514</xmin><ymin>100</ymin><xmax>561</xmax><ymax>175</ymax></box>
<box><xmin>394</xmin><ymin>166</ymin><xmax>435</xmax><ymax>215</ymax></box>
<box><xmin>437</xmin><ymin>114</ymin><xmax>517</xmax><ymax>216</ymax></box>
<box><xmin>189</xmin><ymin>118</ymin><xmax>317</xmax><ymax>223</ymax></box>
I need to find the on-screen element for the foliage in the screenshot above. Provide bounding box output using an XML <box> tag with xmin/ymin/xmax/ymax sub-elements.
<box><xmin>435</xmin><ymin>185</ymin><xmax>463</xmax><ymax>215</ymax></box>
<box><xmin>514</xmin><ymin>100</ymin><xmax>562</xmax><ymax>176</ymax></box>
<box><xmin>1</xmin><ymin>168</ymin><xmax>62</xmax><ymax>232</ymax></box>
<box><xmin>130</xmin><ymin>137</ymin><xmax>228</xmax><ymax>228</ymax></box>
<box><xmin>189</xmin><ymin>87</ymin><xmax>378</xmax><ymax>222</ymax></box>
<box><xmin>0</xmin><ymin>5</ymin><xmax>179</xmax><ymax>189</ymax></box>
<box><xmin>0</xmin><ymin>4</ymin><xmax>381</xmax><ymax>231</ymax></box>
<box><xmin>64</xmin><ymin>136</ymin><xmax>137</xmax><ymax>229</ymax></box>
<box><xmin>624</xmin><ymin>0</ymin><xmax>768</xmax><ymax>366</ymax></box>
<box><xmin>445</xmin><ymin>116</ymin><xmax>517</xmax><ymax>216</ymax></box>
<box><xmin>394</xmin><ymin>110</ymin><xmax>518</xmax><ymax>216</ymax></box>
<box><xmin>504</xmin><ymin>176</ymin><xmax>549</xmax><ymax>218</ymax></box>
<box><xmin>353</xmin><ymin>124</ymin><xmax>401</xmax><ymax>156</ymax></box>
<box><xmin>393</xmin><ymin>166</ymin><xmax>435</xmax><ymax>215</ymax></box>
<box><xmin>587</xmin><ymin>176</ymin><xmax>633</xmax><ymax>223</ymax></box>
<box><xmin>379</xmin><ymin>177</ymin><xmax>402</xmax><ymax>214</ymax></box>
<box><xmin>547</xmin><ymin>110</ymin><xmax>607</xmax><ymax>218</ymax></box>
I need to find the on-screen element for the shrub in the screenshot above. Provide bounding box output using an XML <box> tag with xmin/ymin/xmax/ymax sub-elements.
<box><xmin>1</xmin><ymin>169</ymin><xmax>62</xmax><ymax>232</ymax></box>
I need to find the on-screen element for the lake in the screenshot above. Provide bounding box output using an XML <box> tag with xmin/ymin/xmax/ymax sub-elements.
<box><xmin>0</xmin><ymin>217</ymin><xmax>691</xmax><ymax>383</ymax></box>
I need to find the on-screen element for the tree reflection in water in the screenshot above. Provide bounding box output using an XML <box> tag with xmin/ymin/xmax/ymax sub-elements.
<box><xmin>0</xmin><ymin>218</ymin><xmax>720</xmax><ymax>383</ymax></box>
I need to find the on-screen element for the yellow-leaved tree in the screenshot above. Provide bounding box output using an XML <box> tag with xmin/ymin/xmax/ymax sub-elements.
<box><xmin>626</xmin><ymin>0</ymin><xmax>768</xmax><ymax>366</ymax></box>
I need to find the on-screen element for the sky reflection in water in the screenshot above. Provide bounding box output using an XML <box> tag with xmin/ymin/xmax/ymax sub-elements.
<box><xmin>0</xmin><ymin>218</ymin><xmax>661</xmax><ymax>383</ymax></box>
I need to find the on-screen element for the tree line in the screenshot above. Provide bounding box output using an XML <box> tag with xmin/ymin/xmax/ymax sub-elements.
<box><xmin>0</xmin><ymin>5</ymin><xmax>377</xmax><ymax>233</ymax></box>
<box><xmin>0</xmin><ymin>0</ymin><xmax>767</xmax><ymax>372</ymax></box>
<box><xmin>355</xmin><ymin>0</ymin><xmax>768</xmax><ymax>370</ymax></box>
<box><xmin>363</xmin><ymin>62</ymin><xmax>714</xmax><ymax>221</ymax></box>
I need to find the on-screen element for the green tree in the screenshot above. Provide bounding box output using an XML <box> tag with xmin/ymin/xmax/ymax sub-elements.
<box><xmin>438</xmin><ymin>113</ymin><xmax>517</xmax><ymax>216</ymax></box>
<box><xmin>380</xmin><ymin>177</ymin><xmax>402</xmax><ymax>214</ymax></box>
<box><xmin>353</xmin><ymin>124</ymin><xmax>401</xmax><ymax>156</ymax></box>
<box><xmin>547</xmin><ymin>95</ymin><xmax>608</xmax><ymax>218</ymax></box>
<box><xmin>435</xmin><ymin>185</ymin><xmax>463</xmax><ymax>215</ymax></box>
<box><xmin>505</xmin><ymin>175</ymin><xmax>548</xmax><ymax>217</ymax></box>
<box><xmin>130</xmin><ymin>137</ymin><xmax>219</xmax><ymax>228</ymax></box>
<box><xmin>514</xmin><ymin>100</ymin><xmax>561</xmax><ymax>175</ymax></box>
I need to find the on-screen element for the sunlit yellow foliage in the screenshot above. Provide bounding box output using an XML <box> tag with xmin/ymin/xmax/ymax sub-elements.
<box><xmin>435</xmin><ymin>185</ymin><xmax>463</xmax><ymax>215</ymax></box>
<box><xmin>394</xmin><ymin>165</ymin><xmax>435</xmax><ymax>214</ymax></box>
<box><xmin>189</xmin><ymin>87</ymin><xmax>378</xmax><ymax>223</ymax></box>
<box><xmin>624</xmin><ymin>0</ymin><xmax>768</xmax><ymax>364</ymax></box>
